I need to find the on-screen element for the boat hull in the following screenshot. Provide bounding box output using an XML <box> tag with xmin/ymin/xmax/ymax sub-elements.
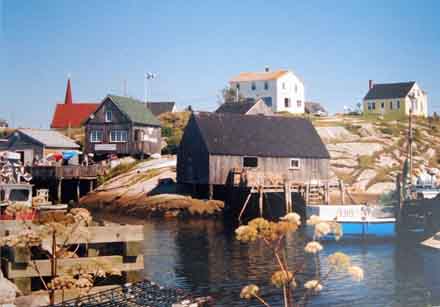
<box><xmin>306</xmin><ymin>204</ymin><xmax>396</xmax><ymax>239</ymax></box>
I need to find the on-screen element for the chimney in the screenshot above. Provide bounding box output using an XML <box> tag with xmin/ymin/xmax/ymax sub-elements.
<box><xmin>64</xmin><ymin>78</ymin><xmax>73</xmax><ymax>105</ymax></box>
<box><xmin>368</xmin><ymin>80</ymin><xmax>374</xmax><ymax>90</ymax></box>
<box><xmin>265</xmin><ymin>66</ymin><xmax>270</xmax><ymax>72</ymax></box>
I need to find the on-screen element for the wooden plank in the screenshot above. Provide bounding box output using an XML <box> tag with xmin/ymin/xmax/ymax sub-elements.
<box><xmin>0</xmin><ymin>223</ymin><xmax>144</xmax><ymax>244</ymax></box>
<box><xmin>6</xmin><ymin>255</ymin><xmax>144</xmax><ymax>278</ymax></box>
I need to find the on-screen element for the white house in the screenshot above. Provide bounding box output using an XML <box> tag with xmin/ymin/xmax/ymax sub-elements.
<box><xmin>229</xmin><ymin>68</ymin><xmax>305</xmax><ymax>114</ymax></box>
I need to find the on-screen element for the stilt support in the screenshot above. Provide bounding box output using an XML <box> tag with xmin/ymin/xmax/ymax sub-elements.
<box><xmin>57</xmin><ymin>178</ymin><xmax>63</xmax><ymax>204</ymax></box>
<box><xmin>284</xmin><ymin>181</ymin><xmax>292</xmax><ymax>214</ymax></box>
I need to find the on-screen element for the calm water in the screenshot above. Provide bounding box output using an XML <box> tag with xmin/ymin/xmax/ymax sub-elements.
<box><xmin>99</xmin><ymin>215</ymin><xmax>440</xmax><ymax>307</ymax></box>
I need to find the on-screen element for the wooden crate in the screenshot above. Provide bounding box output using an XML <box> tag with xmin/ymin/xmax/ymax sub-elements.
<box><xmin>0</xmin><ymin>222</ymin><xmax>144</xmax><ymax>295</ymax></box>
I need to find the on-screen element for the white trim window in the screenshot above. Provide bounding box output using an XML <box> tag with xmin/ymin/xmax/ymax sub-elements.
<box><xmin>289</xmin><ymin>158</ymin><xmax>300</xmax><ymax>170</ymax></box>
<box><xmin>110</xmin><ymin>130</ymin><xmax>128</xmax><ymax>143</ymax></box>
<box><xmin>105</xmin><ymin>110</ymin><xmax>113</xmax><ymax>122</ymax></box>
<box><xmin>90</xmin><ymin>130</ymin><xmax>103</xmax><ymax>143</ymax></box>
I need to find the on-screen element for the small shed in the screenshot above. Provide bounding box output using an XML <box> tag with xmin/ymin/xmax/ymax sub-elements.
<box><xmin>215</xmin><ymin>98</ymin><xmax>273</xmax><ymax>116</ymax></box>
<box><xmin>177</xmin><ymin>112</ymin><xmax>330</xmax><ymax>187</ymax></box>
<box><xmin>146</xmin><ymin>102</ymin><xmax>176</xmax><ymax>117</ymax></box>
<box><xmin>4</xmin><ymin>129</ymin><xmax>80</xmax><ymax>165</ymax></box>
<box><xmin>84</xmin><ymin>95</ymin><xmax>162</xmax><ymax>158</ymax></box>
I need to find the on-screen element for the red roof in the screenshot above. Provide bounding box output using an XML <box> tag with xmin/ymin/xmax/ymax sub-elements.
<box><xmin>51</xmin><ymin>103</ymin><xmax>99</xmax><ymax>128</ymax></box>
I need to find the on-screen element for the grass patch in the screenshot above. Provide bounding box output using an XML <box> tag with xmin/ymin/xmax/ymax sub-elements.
<box><xmin>358</xmin><ymin>155</ymin><xmax>375</xmax><ymax>169</ymax></box>
<box><xmin>97</xmin><ymin>160</ymin><xmax>141</xmax><ymax>185</ymax></box>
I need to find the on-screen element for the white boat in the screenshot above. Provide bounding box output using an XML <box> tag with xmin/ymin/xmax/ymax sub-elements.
<box><xmin>307</xmin><ymin>204</ymin><xmax>396</xmax><ymax>239</ymax></box>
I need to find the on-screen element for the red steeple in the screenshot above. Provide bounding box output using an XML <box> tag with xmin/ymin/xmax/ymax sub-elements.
<box><xmin>64</xmin><ymin>78</ymin><xmax>73</xmax><ymax>105</ymax></box>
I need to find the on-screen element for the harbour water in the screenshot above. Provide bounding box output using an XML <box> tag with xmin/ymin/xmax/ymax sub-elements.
<box><xmin>98</xmin><ymin>214</ymin><xmax>440</xmax><ymax>307</ymax></box>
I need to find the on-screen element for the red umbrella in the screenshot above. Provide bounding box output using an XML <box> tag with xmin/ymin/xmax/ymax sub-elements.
<box><xmin>46</xmin><ymin>152</ymin><xmax>63</xmax><ymax>161</ymax></box>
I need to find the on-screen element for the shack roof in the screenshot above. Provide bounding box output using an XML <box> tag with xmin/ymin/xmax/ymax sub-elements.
<box><xmin>107</xmin><ymin>95</ymin><xmax>161</xmax><ymax>126</ymax></box>
<box><xmin>215</xmin><ymin>101</ymin><xmax>256</xmax><ymax>114</ymax></box>
<box><xmin>364</xmin><ymin>81</ymin><xmax>416</xmax><ymax>100</ymax></box>
<box><xmin>146</xmin><ymin>102</ymin><xmax>175</xmax><ymax>116</ymax></box>
<box><xmin>192</xmin><ymin>113</ymin><xmax>330</xmax><ymax>159</ymax></box>
<box><xmin>17</xmin><ymin>129</ymin><xmax>79</xmax><ymax>149</ymax></box>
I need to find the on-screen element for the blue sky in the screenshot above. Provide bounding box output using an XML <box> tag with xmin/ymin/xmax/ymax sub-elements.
<box><xmin>1</xmin><ymin>0</ymin><xmax>439</xmax><ymax>128</ymax></box>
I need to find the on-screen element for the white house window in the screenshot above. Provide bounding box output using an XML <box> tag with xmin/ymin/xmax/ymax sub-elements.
<box><xmin>294</xmin><ymin>84</ymin><xmax>298</xmax><ymax>93</ymax></box>
<box><xmin>90</xmin><ymin>130</ymin><xmax>103</xmax><ymax>143</ymax></box>
<box><xmin>251</xmin><ymin>82</ymin><xmax>256</xmax><ymax>91</ymax></box>
<box><xmin>290</xmin><ymin>159</ymin><xmax>300</xmax><ymax>169</ymax></box>
<box><xmin>372</xmin><ymin>102</ymin><xmax>376</xmax><ymax>110</ymax></box>
<box><xmin>397</xmin><ymin>100</ymin><xmax>400</xmax><ymax>109</ymax></box>
<box><xmin>282</xmin><ymin>82</ymin><xmax>286</xmax><ymax>90</ymax></box>
<box><xmin>381</xmin><ymin>102</ymin><xmax>385</xmax><ymax>109</ymax></box>
<box><xmin>297</xmin><ymin>100</ymin><xmax>302</xmax><ymax>108</ymax></box>
<box><xmin>105</xmin><ymin>110</ymin><xmax>112</xmax><ymax>122</ymax></box>
<box><xmin>264</xmin><ymin>81</ymin><xmax>269</xmax><ymax>90</ymax></box>
<box><xmin>236</xmin><ymin>83</ymin><xmax>240</xmax><ymax>90</ymax></box>
<box><xmin>110</xmin><ymin>130</ymin><xmax>128</xmax><ymax>143</ymax></box>
<box><xmin>243</xmin><ymin>156</ymin><xmax>258</xmax><ymax>168</ymax></box>
<box><xmin>367</xmin><ymin>103</ymin><xmax>371</xmax><ymax>110</ymax></box>
<box><xmin>284</xmin><ymin>98</ymin><xmax>290</xmax><ymax>108</ymax></box>
<box><xmin>390</xmin><ymin>101</ymin><xmax>393</xmax><ymax>110</ymax></box>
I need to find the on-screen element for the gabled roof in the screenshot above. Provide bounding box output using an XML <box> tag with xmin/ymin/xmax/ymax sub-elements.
<box><xmin>191</xmin><ymin>113</ymin><xmax>329</xmax><ymax>159</ymax></box>
<box><xmin>51</xmin><ymin>103</ymin><xmax>99</xmax><ymax>128</ymax></box>
<box><xmin>215</xmin><ymin>101</ymin><xmax>256</xmax><ymax>114</ymax></box>
<box><xmin>107</xmin><ymin>95</ymin><xmax>161</xmax><ymax>126</ymax></box>
<box><xmin>146</xmin><ymin>102</ymin><xmax>175</xmax><ymax>116</ymax></box>
<box><xmin>364</xmin><ymin>82</ymin><xmax>416</xmax><ymax>100</ymax></box>
<box><xmin>17</xmin><ymin>129</ymin><xmax>79</xmax><ymax>149</ymax></box>
<box><xmin>50</xmin><ymin>78</ymin><xmax>99</xmax><ymax>129</ymax></box>
<box><xmin>305</xmin><ymin>102</ymin><xmax>327</xmax><ymax>114</ymax></box>
<box><xmin>230</xmin><ymin>70</ymin><xmax>289</xmax><ymax>82</ymax></box>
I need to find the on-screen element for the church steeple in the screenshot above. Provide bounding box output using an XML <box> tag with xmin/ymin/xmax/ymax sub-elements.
<box><xmin>64</xmin><ymin>78</ymin><xmax>73</xmax><ymax>105</ymax></box>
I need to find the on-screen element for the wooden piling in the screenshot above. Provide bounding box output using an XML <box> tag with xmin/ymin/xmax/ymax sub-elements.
<box><xmin>340</xmin><ymin>180</ymin><xmax>345</xmax><ymax>205</ymax></box>
<box><xmin>76</xmin><ymin>180</ymin><xmax>81</xmax><ymax>202</ymax></box>
<box><xmin>284</xmin><ymin>181</ymin><xmax>292</xmax><ymax>214</ymax></box>
<box><xmin>208</xmin><ymin>184</ymin><xmax>214</xmax><ymax>200</ymax></box>
<box><xmin>57</xmin><ymin>178</ymin><xmax>63</xmax><ymax>204</ymax></box>
<box><xmin>258</xmin><ymin>186</ymin><xmax>263</xmax><ymax>217</ymax></box>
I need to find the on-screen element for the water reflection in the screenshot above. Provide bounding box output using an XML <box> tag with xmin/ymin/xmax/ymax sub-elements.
<box><xmin>97</xmin><ymin>214</ymin><xmax>440</xmax><ymax>307</ymax></box>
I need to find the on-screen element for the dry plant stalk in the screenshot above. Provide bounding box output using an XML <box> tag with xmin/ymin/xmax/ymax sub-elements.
<box><xmin>236</xmin><ymin>213</ymin><xmax>364</xmax><ymax>307</ymax></box>
<box><xmin>0</xmin><ymin>208</ymin><xmax>121</xmax><ymax>305</ymax></box>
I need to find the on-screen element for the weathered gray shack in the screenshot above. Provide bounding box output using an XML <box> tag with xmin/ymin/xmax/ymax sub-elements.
<box><xmin>177</xmin><ymin>112</ymin><xmax>330</xmax><ymax>188</ymax></box>
<box><xmin>3</xmin><ymin>129</ymin><xmax>80</xmax><ymax>165</ymax></box>
<box><xmin>84</xmin><ymin>95</ymin><xmax>161</xmax><ymax>158</ymax></box>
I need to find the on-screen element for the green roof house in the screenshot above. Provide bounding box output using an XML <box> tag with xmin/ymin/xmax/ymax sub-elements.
<box><xmin>84</xmin><ymin>95</ymin><xmax>162</xmax><ymax>158</ymax></box>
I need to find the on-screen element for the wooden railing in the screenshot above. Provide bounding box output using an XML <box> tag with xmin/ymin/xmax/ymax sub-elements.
<box><xmin>0</xmin><ymin>222</ymin><xmax>144</xmax><ymax>298</ymax></box>
<box><xmin>31</xmin><ymin>165</ymin><xmax>104</xmax><ymax>179</ymax></box>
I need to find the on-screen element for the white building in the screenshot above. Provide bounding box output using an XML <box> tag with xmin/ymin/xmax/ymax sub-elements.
<box><xmin>229</xmin><ymin>68</ymin><xmax>305</xmax><ymax>114</ymax></box>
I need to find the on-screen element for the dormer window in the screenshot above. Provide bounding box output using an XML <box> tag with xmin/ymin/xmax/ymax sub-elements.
<box><xmin>105</xmin><ymin>110</ymin><xmax>112</xmax><ymax>122</ymax></box>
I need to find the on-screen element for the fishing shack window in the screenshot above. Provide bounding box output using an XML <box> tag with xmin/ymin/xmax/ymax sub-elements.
<box><xmin>90</xmin><ymin>130</ymin><xmax>102</xmax><ymax>143</ymax></box>
<box><xmin>243</xmin><ymin>156</ymin><xmax>258</xmax><ymax>168</ymax></box>
<box><xmin>110</xmin><ymin>130</ymin><xmax>128</xmax><ymax>143</ymax></box>
<box><xmin>289</xmin><ymin>158</ymin><xmax>300</xmax><ymax>169</ymax></box>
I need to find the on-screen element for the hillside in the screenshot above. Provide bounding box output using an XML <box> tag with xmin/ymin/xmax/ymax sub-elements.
<box><xmin>313</xmin><ymin>114</ymin><xmax>440</xmax><ymax>194</ymax></box>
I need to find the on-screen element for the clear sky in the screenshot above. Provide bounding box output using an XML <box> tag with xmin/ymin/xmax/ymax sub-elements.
<box><xmin>1</xmin><ymin>0</ymin><xmax>439</xmax><ymax>128</ymax></box>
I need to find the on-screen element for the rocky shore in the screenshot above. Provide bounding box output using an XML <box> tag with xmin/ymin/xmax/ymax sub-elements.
<box><xmin>80</xmin><ymin>157</ymin><xmax>223</xmax><ymax>218</ymax></box>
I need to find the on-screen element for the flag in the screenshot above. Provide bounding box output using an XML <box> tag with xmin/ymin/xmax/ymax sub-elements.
<box><xmin>145</xmin><ymin>72</ymin><xmax>156</xmax><ymax>80</ymax></box>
